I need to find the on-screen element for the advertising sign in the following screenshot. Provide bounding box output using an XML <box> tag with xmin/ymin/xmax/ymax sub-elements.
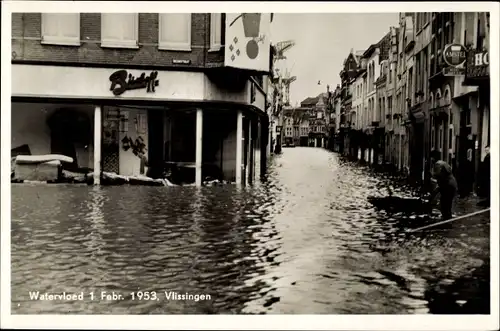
<box><xmin>443</xmin><ymin>67</ymin><xmax>465</xmax><ymax>77</ymax></box>
<box><xmin>465</xmin><ymin>50</ymin><xmax>489</xmax><ymax>81</ymax></box>
<box><xmin>443</xmin><ymin>43</ymin><xmax>467</xmax><ymax>67</ymax></box>
<box><xmin>225</xmin><ymin>13</ymin><xmax>272</xmax><ymax>72</ymax></box>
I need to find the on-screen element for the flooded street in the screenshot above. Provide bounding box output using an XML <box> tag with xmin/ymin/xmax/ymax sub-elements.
<box><xmin>11</xmin><ymin>147</ymin><xmax>489</xmax><ymax>314</ymax></box>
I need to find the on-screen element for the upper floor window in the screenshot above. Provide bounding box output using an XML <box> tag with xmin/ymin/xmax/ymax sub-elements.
<box><xmin>101</xmin><ymin>13</ymin><xmax>138</xmax><ymax>49</ymax></box>
<box><xmin>210</xmin><ymin>13</ymin><xmax>223</xmax><ymax>51</ymax></box>
<box><xmin>159</xmin><ymin>13</ymin><xmax>192</xmax><ymax>51</ymax></box>
<box><xmin>41</xmin><ymin>13</ymin><xmax>80</xmax><ymax>46</ymax></box>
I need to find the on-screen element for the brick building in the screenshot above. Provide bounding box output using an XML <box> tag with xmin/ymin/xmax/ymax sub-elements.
<box><xmin>11</xmin><ymin>13</ymin><xmax>271</xmax><ymax>186</ymax></box>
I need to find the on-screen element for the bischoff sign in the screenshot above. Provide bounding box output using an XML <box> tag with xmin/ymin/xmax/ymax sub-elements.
<box><xmin>443</xmin><ymin>43</ymin><xmax>467</xmax><ymax>67</ymax></box>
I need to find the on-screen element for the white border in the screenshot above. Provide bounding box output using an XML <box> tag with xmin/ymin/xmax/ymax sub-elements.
<box><xmin>1</xmin><ymin>2</ymin><xmax>499</xmax><ymax>330</ymax></box>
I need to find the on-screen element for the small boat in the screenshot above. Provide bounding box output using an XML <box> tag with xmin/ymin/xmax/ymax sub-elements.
<box><xmin>367</xmin><ymin>195</ymin><xmax>432</xmax><ymax>214</ymax></box>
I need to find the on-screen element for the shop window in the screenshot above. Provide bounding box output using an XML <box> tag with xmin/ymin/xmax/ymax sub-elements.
<box><xmin>159</xmin><ymin>13</ymin><xmax>192</xmax><ymax>51</ymax></box>
<box><xmin>101</xmin><ymin>13</ymin><xmax>138</xmax><ymax>48</ymax></box>
<box><xmin>41</xmin><ymin>13</ymin><xmax>80</xmax><ymax>46</ymax></box>
<box><xmin>209</xmin><ymin>13</ymin><xmax>222</xmax><ymax>51</ymax></box>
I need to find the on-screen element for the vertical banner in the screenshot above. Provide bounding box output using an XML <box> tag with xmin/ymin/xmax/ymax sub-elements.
<box><xmin>225</xmin><ymin>13</ymin><xmax>272</xmax><ymax>72</ymax></box>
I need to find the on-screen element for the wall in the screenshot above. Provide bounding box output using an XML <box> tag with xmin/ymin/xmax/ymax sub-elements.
<box><xmin>12</xmin><ymin>64</ymin><xmax>206</xmax><ymax>101</ymax></box>
<box><xmin>352</xmin><ymin>76</ymin><xmax>363</xmax><ymax>129</ymax></box>
<box><xmin>11</xmin><ymin>102</ymin><xmax>95</xmax><ymax>168</ymax></box>
<box><xmin>12</xmin><ymin>13</ymin><xmax>210</xmax><ymax>68</ymax></box>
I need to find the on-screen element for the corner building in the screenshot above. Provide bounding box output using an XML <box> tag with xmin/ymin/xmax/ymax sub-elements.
<box><xmin>11</xmin><ymin>13</ymin><xmax>272</xmax><ymax>186</ymax></box>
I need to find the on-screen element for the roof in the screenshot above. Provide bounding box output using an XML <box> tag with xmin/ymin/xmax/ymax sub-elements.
<box><xmin>362</xmin><ymin>31</ymin><xmax>391</xmax><ymax>59</ymax></box>
<box><xmin>301</xmin><ymin>96</ymin><xmax>318</xmax><ymax>106</ymax></box>
<box><xmin>354</xmin><ymin>68</ymin><xmax>367</xmax><ymax>79</ymax></box>
<box><xmin>300</xmin><ymin>93</ymin><xmax>328</xmax><ymax>107</ymax></box>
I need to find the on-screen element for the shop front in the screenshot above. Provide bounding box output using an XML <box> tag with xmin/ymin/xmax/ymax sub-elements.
<box><xmin>11</xmin><ymin>64</ymin><xmax>267</xmax><ymax>187</ymax></box>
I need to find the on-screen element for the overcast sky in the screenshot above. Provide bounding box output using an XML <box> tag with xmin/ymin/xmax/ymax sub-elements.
<box><xmin>270</xmin><ymin>13</ymin><xmax>400</xmax><ymax>106</ymax></box>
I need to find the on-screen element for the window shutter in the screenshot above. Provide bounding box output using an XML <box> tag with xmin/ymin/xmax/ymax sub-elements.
<box><xmin>159</xmin><ymin>13</ymin><xmax>191</xmax><ymax>51</ymax></box>
<box><xmin>60</xmin><ymin>14</ymin><xmax>80</xmax><ymax>39</ymax></box>
<box><xmin>101</xmin><ymin>13</ymin><xmax>138</xmax><ymax>48</ymax></box>
<box><xmin>41</xmin><ymin>13</ymin><xmax>80</xmax><ymax>46</ymax></box>
<box><xmin>41</xmin><ymin>13</ymin><xmax>59</xmax><ymax>38</ymax></box>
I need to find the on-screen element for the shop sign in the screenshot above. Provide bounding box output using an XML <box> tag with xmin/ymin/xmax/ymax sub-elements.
<box><xmin>443</xmin><ymin>44</ymin><xmax>467</xmax><ymax>67</ymax></box>
<box><xmin>109</xmin><ymin>70</ymin><xmax>159</xmax><ymax>96</ymax></box>
<box><xmin>465</xmin><ymin>50</ymin><xmax>489</xmax><ymax>80</ymax></box>
<box><xmin>443</xmin><ymin>67</ymin><xmax>465</xmax><ymax>76</ymax></box>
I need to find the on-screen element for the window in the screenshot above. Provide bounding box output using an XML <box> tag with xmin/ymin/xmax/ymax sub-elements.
<box><xmin>422</xmin><ymin>49</ymin><xmax>428</xmax><ymax>96</ymax></box>
<box><xmin>415</xmin><ymin>54</ymin><xmax>421</xmax><ymax>94</ymax></box>
<box><xmin>477</xmin><ymin>16</ymin><xmax>483</xmax><ymax>50</ymax></box>
<box><xmin>159</xmin><ymin>13</ymin><xmax>192</xmax><ymax>51</ymax></box>
<box><xmin>210</xmin><ymin>13</ymin><xmax>222</xmax><ymax>51</ymax></box>
<box><xmin>438</xmin><ymin>125</ymin><xmax>443</xmax><ymax>150</ymax></box>
<box><xmin>431</xmin><ymin>126</ymin><xmax>435</xmax><ymax>149</ymax></box>
<box><xmin>101</xmin><ymin>13</ymin><xmax>138</xmax><ymax>48</ymax></box>
<box><xmin>41</xmin><ymin>13</ymin><xmax>80</xmax><ymax>46</ymax></box>
<box><xmin>448</xmin><ymin>126</ymin><xmax>454</xmax><ymax>149</ymax></box>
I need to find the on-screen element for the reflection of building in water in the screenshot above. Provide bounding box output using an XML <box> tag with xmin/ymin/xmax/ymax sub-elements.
<box><xmin>11</xmin><ymin>13</ymin><xmax>273</xmax><ymax>187</ymax></box>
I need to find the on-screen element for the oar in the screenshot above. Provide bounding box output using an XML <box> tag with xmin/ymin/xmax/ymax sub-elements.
<box><xmin>407</xmin><ymin>208</ymin><xmax>491</xmax><ymax>233</ymax></box>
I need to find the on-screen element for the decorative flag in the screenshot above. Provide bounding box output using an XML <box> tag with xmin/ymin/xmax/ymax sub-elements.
<box><xmin>225</xmin><ymin>13</ymin><xmax>272</xmax><ymax>72</ymax></box>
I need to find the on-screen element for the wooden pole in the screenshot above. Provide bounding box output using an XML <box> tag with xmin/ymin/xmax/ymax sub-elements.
<box><xmin>93</xmin><ymin>106</ymin><xmax>102</xmax><ymax>185</ymax></box>
<box><xmin>195</xmin><ymin>108</ymin><xmax>203</xmax><ymax>187</ymax></box>
<box><xmin>407</xmin><ymin>208</ymin><xmax>490</xmax><ymax>233</ymax></box>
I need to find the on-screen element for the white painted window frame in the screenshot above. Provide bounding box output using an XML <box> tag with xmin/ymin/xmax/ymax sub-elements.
<box><xmin>41</xmin><ymin>13</ymin><xmax>81</xmax><ymax>46</ymax></box>
<box><xmin>158</xmin><ymin>13</ymin><xmax>192</xmax><ymax>51</ymax></box>
<box><xmin>101</xmin><ymin>13</ymin><xmax>139</xmax><ymax>49</ymax></box>
<box><xmin>209</xmin><ymin>13</ymin><xmax>222</xmax><ymax>52</ymax></box>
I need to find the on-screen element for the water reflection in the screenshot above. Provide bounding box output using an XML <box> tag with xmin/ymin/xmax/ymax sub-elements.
<box><xmin>11</xmin><ymin>148</ymin><xmax>489</xmax><ymax>314</ymax></box>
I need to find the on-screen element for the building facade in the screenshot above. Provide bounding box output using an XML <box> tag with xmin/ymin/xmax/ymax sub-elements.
<box><xmin>11</xmin><ymin>12</ymin><xmax>272</xmax><ymax>187</ymax></box>
<box><xmin>335</xmin><ymin>11</ymin><xmax>490</xmax><ymax>197</ymax></box>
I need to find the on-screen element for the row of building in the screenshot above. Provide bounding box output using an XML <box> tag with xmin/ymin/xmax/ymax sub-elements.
<box><xmin>11</xmin><ymin>12</ymin><xmax>277</xmax><ymax>186</ymax></box>
<box><xmin>327</xmin><ymin>12</ymin><xmax>490</xmax><ymax>197</ymax></box>
<box><xmin>280</xmin><ymin>93</ymin><xmax>329</xmax><ymax>148</ymax></box>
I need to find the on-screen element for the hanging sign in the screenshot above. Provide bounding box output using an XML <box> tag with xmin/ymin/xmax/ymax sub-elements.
<box><xmin>443</xmin><ymin>44</ymin><xmax>467</xmax><ymax>67</ymax></box>
<box><xmin>465</xmin><ymin>50</ymin><xmax>489</xmax><ymax>80</ymax></box>
<box><xmin>225</xmin><ymin>13</ymin><xmax>272</xmax><ymax>72</ymax></box>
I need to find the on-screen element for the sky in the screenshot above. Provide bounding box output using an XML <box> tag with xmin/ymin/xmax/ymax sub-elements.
<box><xmin>270</xmin><ymin>13</ymin><xmax>400</xmax><ymax>106</ymax></box>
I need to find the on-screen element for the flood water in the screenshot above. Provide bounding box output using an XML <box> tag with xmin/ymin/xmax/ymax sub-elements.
<box><xmin>11</xmin><ymin>147</ymin><xmax>490</xmax><ymax>314</ymax></box>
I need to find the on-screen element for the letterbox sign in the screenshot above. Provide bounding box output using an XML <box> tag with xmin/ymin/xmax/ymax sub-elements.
<box><xmin>109</xmin><ymin>70</ymin><xmax>159</xmax><ymax>96</ymax></box>
<box><xmin>443</xmin><ymin>44</ymin><xmax>467</xmax><ymax>67</ymax></box>
<box><xmin>465</xmin><ymin>50</ymin><xmax>489</xmax><ymax>81</ymax></box>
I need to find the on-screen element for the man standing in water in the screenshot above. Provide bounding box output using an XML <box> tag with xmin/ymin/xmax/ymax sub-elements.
<box><xmin>428</xmin><ymin>150</ymin><xmax>458</xmax><ymax>220</ymax></box>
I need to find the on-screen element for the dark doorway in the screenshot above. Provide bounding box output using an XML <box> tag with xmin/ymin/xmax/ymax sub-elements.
<box><xmin>47</xmin><ymin>109</ymin><xmax>91</xmax><ymax>171</ymax></box>
<box><xmin>243</xmin><ymin>116</ymin><xmax>250</xmax><ymax>186</ymax></box>
<box><xmin>410</xmin><ymin>123</ymin><xmax>424</xmax><ymax>183</ymax></box>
